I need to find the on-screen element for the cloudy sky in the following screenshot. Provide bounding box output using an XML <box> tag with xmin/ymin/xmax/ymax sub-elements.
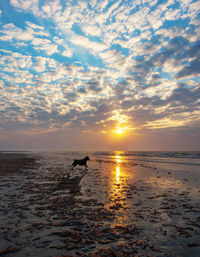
<box><xmin>0</xmin><ymin>0</ymin><xmax>200</xmax><ymax>151</ymax></box>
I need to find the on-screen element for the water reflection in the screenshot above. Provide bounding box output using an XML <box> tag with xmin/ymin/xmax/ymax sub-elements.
<box><xmin>116</xmin><ymin>166</ymin><xmax>120</xmax><ymax>183</ymax></box>
<box><xmin>107</xmin><ymin>152</ymin><xmax>129</xmax><ymax>224</ymax></box>
<box><xmin>115</xmin><ymin>155</ymin><xmax>121</xmax><ymax>183</ymax></box>
<box><xmin>115</xmin><ymin>155</ymin><xmax>121</xmax><ymax>163</ymax></box>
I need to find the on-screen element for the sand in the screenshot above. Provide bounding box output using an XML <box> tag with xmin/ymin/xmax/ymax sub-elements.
<box><xmin>0</xmin><ymin>151</ymin><xmax>200</xmax><ymax>257</ymax></box>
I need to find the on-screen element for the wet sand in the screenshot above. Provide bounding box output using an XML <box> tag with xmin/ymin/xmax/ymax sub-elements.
<box><xmin>0</xmin><ymin>152</ymin><xmax>200</xmax><ymax>257</ymax></box>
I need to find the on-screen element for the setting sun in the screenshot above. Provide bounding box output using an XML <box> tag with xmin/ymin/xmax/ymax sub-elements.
<box><xmin>112</xmin><ymin>126</ymin><xmax>124</xmax><ymax>135</ymax></box>
<box><xmin>115</xmin><ymin>128</ymin><xmax>123</xmax><ymax>134</ymax></box>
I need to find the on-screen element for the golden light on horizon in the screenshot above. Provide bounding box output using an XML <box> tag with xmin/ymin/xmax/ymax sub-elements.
<box><xmin>110</xmin><ymin>111</ymin><xmax>129</xmax><ymax>136</ymax></box>
<box><xmin>100</xmin><ymin>110</ymin><xmax>137</xmax><ymax>138</ymax></box>
<box><xmin>115</xmin><ymin>155</ymin><xmax>121</xmax><ymax>163</ymax></box>
<box><xmin>111</xmin><ymin>124</ymin><xmax>136</xmax><ymax>137</ymax></box>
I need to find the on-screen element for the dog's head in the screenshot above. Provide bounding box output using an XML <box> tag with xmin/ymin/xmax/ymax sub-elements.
<box><xmin>85</xmin><ymin>156</ymin><xmax>90</xmax><ymax>161</ymax></box>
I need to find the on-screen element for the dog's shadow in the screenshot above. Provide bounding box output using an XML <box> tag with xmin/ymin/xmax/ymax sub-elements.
<box><xmin>55</xmin><ymin>170</ymin><xmax>86</xmax><ymax>194</ymax></box>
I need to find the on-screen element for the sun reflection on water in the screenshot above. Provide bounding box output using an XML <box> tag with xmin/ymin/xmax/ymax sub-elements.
<box><xmin>115</xmin><ymin>155</ymin><xmax>122</xmax><ymax>183</ymax></box>
<box><xmin>115</xmin><ymin>154</ymin><xmax>122</xmax><ymax>183</ymax></box>
<box><xmin>115</xmin><ymin>155</ymin><xmax>121</xmax><ymax>163</ymax></box>
<box><xmin>106</xmin><ymin>152</ymin><xmax>130</xmax><ymax>224</ymax></box>
<box><xmin>116</xmin><ymin>166</ymin><xmax>120</xmax><ymax>183</ymax></box>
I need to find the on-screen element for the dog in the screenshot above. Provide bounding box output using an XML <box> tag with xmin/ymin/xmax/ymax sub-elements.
<box><xmin>70</xmin><ymin>156</ymin><xmax>90</xmax><ymax>171</ymax></box>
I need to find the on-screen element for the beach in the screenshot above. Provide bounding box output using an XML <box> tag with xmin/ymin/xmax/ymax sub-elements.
<box><xmin>0</xmin><ymin>151</ymin><xmax>200</xmax><ymax>257</ymax></box>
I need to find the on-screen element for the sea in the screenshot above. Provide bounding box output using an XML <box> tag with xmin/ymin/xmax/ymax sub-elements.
<box><xmin>1</xmin><ymin>150</ymin><xmax>200</xmax><ymax>166</ymax></box>
<box><xmin>93</xmin><ymin>151</ymin><xmax>200</xmax><ymax>166</ymax></box>
<box><xmin>1</xmin><ymin>150</ymin><xmax>200</xmax><ymax>178</ymax></box>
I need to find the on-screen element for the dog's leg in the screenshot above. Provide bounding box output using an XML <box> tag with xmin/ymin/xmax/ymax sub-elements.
<box><xmin>70</xmin><ymin>163</ymin><xmax>75</xmax><ymax>170</ymax></box>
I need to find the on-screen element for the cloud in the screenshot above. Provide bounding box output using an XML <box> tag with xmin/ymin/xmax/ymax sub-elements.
<box><xmin>87</xmin><ymin>80</ymin><xmax>102</xmax><ymax>93</ymax></box>
<box><xmin>164</xmin><ymin>8</ymin><xmax>181</xmax><ymax>20</ymax></box>
<box><xmin>41</xmin><ymin>0</ymin><xmax>62</xmax><ymax>18</ymax></box>
<box><xmin>175</xmin><ymin>58</ymin><xmax>200</xmax><ymax>79</ymax></box>
<box><xmin>33</xmin><ymin>56</ymin><xmax>47</xmax><ymax>72</ymax></box>
<box><xmin>10</xmin><ymin>0</ymin><xmax>39</xmax><ymax>15</ymax></box>
<box><xmin>82</xmin><ymin>25</ymin><xmax>101</xmax><ymax>37</ymax></box>
<box><xmin>144</xmin><ymin>80</ymin><xmax>178</xmax><ymax>100</ymax></box>
<box><xmin>32</xmin><ymin>37</ymin><xmax>58</xmax><ymax>55</ymax></box>
<box><xmin>99</xmin><ymin>49</ymin><xmax>126</xmax><ymax>71</ymax></box>
<box><xmin>26</xmin><ymin>21</ymin><xmax>49</xmax><ymax>37</ymax></box>
<box><xmin>70</xmin><ymin>33</ymin><xmax>107</xmax><ymax>53</ymax></box>
<box><xmin>0</xmin><ymin>23</ymin><xmax>34</xmax><ymax>41</ymax></box>
<box><xmin>168</xmin><ymin>84</ymin><xmax>200</xmax><ymax>105</ymax></box>
<box><xmin>0</xmin><ymin>0</ymin><xmax>199</xmax><ymax>145</ymax></box>
<box><xmin>62</xmin><ymin>49</ymin><xmax>73</xmax><ymax>58</ymax></box>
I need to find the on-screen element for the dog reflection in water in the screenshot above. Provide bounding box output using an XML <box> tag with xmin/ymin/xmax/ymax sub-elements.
<box><xmin>70</xmin><ymin>156</ymin><xmax>90</xmax><ymax>171</ymax></box>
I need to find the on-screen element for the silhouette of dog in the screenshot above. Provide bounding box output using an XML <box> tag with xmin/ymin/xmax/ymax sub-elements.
<box><xmin>70</xmin><ymin>156</ymin><xmax>90</xmax><ymax>171</ymax></box>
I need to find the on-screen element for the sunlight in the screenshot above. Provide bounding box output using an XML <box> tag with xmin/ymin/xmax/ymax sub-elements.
<box><xmin>111</xmin><ymin>125</ymin><xmax>136</xmax><ymax>137</ymax></box>
<box><xmin>116</xmin><ymin>128</ymin><xmax>123</xmax><ymax>134</ymax></box>
<box><xmin>105</xmin><ymin>152</ymin><xmax>133</xmax><ymax>225</ymax></box>
<box><xmin>115</xmin><ymin>155</ymin><xmax>121</xmax><ymax>180</ymax></box>
<box><xmin>115</xmin><ymin>155</ymin><xmax>121</xmax><ymax>163</ymax></box>
<box><xmin>116</xmin><ymin>166</ymin><xmax>120</xmax><ymax>182</ymax></box>
<box><xmin>113</xmin><ymin>127</ymin><xmax>123</xmax><ymax>135</ymax></box>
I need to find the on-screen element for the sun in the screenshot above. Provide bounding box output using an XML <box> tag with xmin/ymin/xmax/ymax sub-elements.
<box><xmin>113</xmin><ymin>127</ymin><xmax>123</xmax><ymax>135</ymax></box>
<box><xmin>115</xmin><ymin>128</ymin><xmax>123</xmax><ymax>134</ymax></box>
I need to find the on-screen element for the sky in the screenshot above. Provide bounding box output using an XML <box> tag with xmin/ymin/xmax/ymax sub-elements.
<box><xmin>0</xmin><ymin>0</ymin><xmax>200</xmax><ymax>151</ymax></box>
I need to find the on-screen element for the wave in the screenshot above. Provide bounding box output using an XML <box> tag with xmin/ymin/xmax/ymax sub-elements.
<box><xmin>93</xmin><ymin>151</ymin><xmax>200</xmax><ymax>159</ymax></box>
<box><xmin>93</xmin><ymin>151</ymin><xmax>200</xmax><ymax>167</ymax></box>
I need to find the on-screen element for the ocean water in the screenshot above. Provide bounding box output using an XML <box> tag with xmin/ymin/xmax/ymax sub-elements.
<box><xmin>1</xmin><ymin>150</ymin><xmax>200</xmax><ymax>166</ymax></box>
<box><xmin>93</xmin><ymin>151</ymin><xmax>200</xmax><ymax>166</ymax></box>
<box><xmin>19</xmin><ymin>150</ymin><xmax>200</xmax><ymax>182</ymax></box>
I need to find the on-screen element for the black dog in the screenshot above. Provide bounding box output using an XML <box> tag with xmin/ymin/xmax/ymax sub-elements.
<box><xmin>70</xmin><ymin>156</ymin><xmax>90</xmax><ymax>171</ymax></box>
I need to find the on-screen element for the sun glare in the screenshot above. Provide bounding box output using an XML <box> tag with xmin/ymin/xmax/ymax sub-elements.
<box><xmin>115</xmin><ymin>155</ymin><xmax>121</xmax><ymax>163</ymax></box>
<box><xmin>114</xmin><ymin>127</ymin><xmax>123</xmax><ymax>135</ymax></box>
<box><xmin>116</xmin><ymin>128</ymin><xmax>122</xmax><ymax>134</ymax></box>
